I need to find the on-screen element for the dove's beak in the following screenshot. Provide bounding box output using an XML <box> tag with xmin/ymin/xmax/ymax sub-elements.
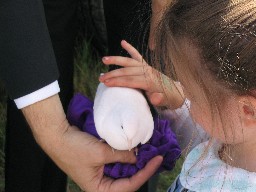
<box><xmin>127</xmin><ymin>139</ymin><xmax>132</xmax><ymax>151</ymax></box>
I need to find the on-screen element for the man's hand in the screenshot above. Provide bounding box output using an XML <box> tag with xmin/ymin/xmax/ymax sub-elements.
<box><xmin>22</xmin><ymin>94</ymin><xmax>163</xmax><ymax>191</ymax></box>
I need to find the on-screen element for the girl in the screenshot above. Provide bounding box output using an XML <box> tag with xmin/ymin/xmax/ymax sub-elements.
<box><xmin>100</xmin><ymin>0</ymin><xmax>256</xmax><ymax>191</ymax></box>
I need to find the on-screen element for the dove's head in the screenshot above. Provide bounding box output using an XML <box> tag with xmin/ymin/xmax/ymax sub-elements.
<box><xmin>100</xmin><ymin>109</ymin><xmax>141</xmax><ymax>151</ymax></box>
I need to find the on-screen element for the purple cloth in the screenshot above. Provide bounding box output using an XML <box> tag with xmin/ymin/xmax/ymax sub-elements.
<box><xmin>67</xmin><ymin>93</ymin><xmax>181</xmax><ymax>178</ymax></box>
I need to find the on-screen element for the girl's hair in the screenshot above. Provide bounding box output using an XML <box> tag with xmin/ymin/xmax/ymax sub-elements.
<box><xmin>155</xmin><ymin>0</ymin><xmax>256</xmax><ymax>96</ymax></box>
<box><xmin>153</xmin><ymin>0</ymin><xmax>256</xmax><ymax>163</ymax></box>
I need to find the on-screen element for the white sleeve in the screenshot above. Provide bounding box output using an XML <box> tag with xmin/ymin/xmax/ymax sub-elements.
<box><xmin>160</xmin><ymin>99</ymin><xmax>209</xmax><ymax>153</ymax></box>
<box><xmin>14</xmin><ymin>80</ymin><xmax>60</xmax><ymax>109</ymax></box>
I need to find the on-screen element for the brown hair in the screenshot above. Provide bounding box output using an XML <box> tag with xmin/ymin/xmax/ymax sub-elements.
<box><xmin>153</xmin><ymin>0</ymin><xmax>256</xmax><ymax>163</ymax></box>
<box><xmin>154</xmin><ymin>0</ymin><xmax>256</xmax><ymax>95</ymax></box>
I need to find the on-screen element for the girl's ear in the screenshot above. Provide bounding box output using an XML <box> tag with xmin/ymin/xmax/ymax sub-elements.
<box><xmin>238</xmin><ymin>95</ymin><xmax>256</xmax><ymax>128</ymax></box>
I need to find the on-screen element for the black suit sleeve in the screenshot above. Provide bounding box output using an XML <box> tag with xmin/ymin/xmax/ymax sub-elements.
<box><xmin>0</xmin><ymin>0</ymin><xmax>59</xmax><ymax>99</ymax></box>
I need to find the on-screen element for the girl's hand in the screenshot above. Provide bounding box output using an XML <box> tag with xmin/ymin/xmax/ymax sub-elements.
<box><xmin>99</xmin><ymin>40</ymin><xmax>184</xmax><ymax>109</ymax></box>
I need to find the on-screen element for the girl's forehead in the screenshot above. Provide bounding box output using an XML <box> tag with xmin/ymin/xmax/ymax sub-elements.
<box><xmin>171</xmin><ymin>38</ymin><xmax>224</xmax><ymax>95</ymax></box>
<box><xmin>172</xmin><ymin>38</ymin><xmax>205</xmax><ymax>76</ymax></box>
<box><xmin>180</xmin><ymin>39</ymin><xmax>202</xmax><ymax>62</ymax></box>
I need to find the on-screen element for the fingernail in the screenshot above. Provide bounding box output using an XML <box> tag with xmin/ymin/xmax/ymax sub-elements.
<box><xmin>102</xmin><ymin>57</ymin><xmax>109</xmax><ymax>61</ymax></box>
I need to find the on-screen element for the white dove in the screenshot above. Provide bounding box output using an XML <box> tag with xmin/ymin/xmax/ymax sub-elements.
<box><xmin>93</xmin><ymin>82</ymin><xmax>154</xmax><ymax>150</ymax></box>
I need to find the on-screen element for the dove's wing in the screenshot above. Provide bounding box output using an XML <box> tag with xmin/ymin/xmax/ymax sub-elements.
<box><xmin>120</xmin><ymin>90</ymin><xmax>154</xmax><ymax>145</ymax></box>
<box><xmin>93</xmin><ymin>83</ymin><xmax>154</xmax><ymax>150</ymax></box>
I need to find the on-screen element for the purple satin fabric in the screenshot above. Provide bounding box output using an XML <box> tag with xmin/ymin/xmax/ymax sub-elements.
<box><xmin>67</xmin><ymin>93</ymin><xmax>181</xmax><ymax>178</ymax></box>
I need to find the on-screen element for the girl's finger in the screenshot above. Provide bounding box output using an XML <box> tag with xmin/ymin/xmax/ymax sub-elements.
<box><xmin>102</xmin><ymin>56</ymin><xmax>143</xmax><ymax>67</ymax></box>
<box><xmin>104</xmin><ymin>75</ymin><xmax>162</xmax><ymax>92</ymax></box>
<box><xmin>146</xmin><ymin>92</ymin><xmax>168</xmax><ymax>106</ymax></box>
<box><xmin>102</xmin><ymin>75</ymin><xmax>157</xmax><ymax>91</ymax></box>
<box><xmin>99</xmin><ymin>67</ymin><xmax>145</xmax><ymax>82</ymax></box>
<box><xmin>121</xmin><ymin>40</ymin><xmax>145</xmax><ymax>62</ymax></box>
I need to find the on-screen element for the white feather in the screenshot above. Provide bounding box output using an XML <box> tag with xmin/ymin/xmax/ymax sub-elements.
<box><xmin>93</xmin><ymin>83</ymin><xmax>154</xmax><ymax>150</ymax></box>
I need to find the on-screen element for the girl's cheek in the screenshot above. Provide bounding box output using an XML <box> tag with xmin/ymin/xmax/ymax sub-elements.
<box><xmin>190</xmin><ymin>103</ymin><xmax>209</xmax><ymax>131</ymax></box>
<box><xmin>189</xmin><ymin>103</ymin><xmax>200</xmax><ymax>124</ymax></box>
<box><xmin>190</xmin><ymin>104</ymin><xmax>200</xmax><ymax>123</ymax></box>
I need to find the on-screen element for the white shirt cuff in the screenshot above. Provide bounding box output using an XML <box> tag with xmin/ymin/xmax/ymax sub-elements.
<box><xmin>14</xmin><ymin>80</ymin><xmax>60</xmax><ymax>109</ymax></box>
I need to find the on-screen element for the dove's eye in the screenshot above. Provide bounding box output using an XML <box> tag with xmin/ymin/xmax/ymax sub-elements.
<box><xmin>121</xmin><ymin>125</ymin><xmax>123</xmax><ymax>129</ymax></box>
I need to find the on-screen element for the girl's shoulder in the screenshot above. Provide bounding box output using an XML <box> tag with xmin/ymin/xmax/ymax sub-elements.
<box><xmin>179</xmin><ymin>141</ymin><xmax>256</xmax><ymax>191</ymax></box>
